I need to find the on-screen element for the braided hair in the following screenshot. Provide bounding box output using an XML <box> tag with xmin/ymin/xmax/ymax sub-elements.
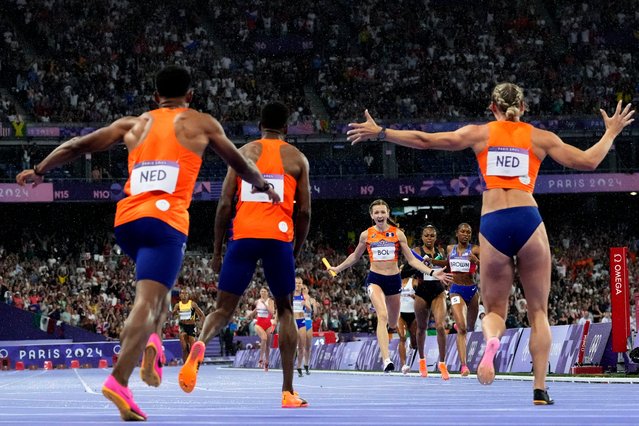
<box><xmin>491</xmin><ymin>83</ymin><xmax>526</xmax><ymax>121</ymax></box>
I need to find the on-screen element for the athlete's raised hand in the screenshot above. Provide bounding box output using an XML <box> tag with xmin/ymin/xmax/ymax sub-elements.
<box><xmin>601</xmin><ymin>100</ymin><xmax>634</xmax><ymax>136</ymax></box>
<box><xmin>251</xmin><ymin>182</ymin><xmax>281</xmax><ymax>203</ymax></box>
<box><xmin>264</xmin><ymin>186</ymin><xmax>281</xmax><ymax>203</ymax></box>
<box><xmin>16</xmin><ymin>169</ymin><xmax>44</xmax><ymax>187</ymax></box>
<box><xmin>347</xmin><ymin>109</ymin><xmax>383</xmax><ymax>145</ymax></box>
<box><xmin>433</xmin><ymin>268</ymin><xmax>453</xmax><ymax>285</ymax></box>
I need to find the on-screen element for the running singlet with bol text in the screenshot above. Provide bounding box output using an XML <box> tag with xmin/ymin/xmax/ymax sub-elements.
<box><xmin>366</xmin><ymin>226</ymin><xmax>400</xmax><ymax>262</ymax></box>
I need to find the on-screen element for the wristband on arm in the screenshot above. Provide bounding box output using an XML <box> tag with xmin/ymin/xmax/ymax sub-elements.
<box><xmin>33</xmin><ymin>164</ymin><xmax>46</xmax><ymax>177</ymax></box>
<box><xmin>253</xmin><ymin>181</ymin><xmax>274</xmax><ymax>192</ymax></box>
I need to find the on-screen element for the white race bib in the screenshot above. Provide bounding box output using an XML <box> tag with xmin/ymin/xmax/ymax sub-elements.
<box><xmin>423</xmin><ymin>265</ymin><xmax>442</xmax><ymax>281</ymax></box>
<box><xmin>240</xmin><ymin>174</ymin><xmax>284</xmax><ymax>202</ymax></box>
<box><xmin>486</xmin><ymin>146</ymin><xmax>529</xmax><ymax>177</ymax></box>
<box><xmin>449</xmin><ymin>259</ymin><xmax>471</xmax><ymax>273</ymax></box>
<box><xmin>130</xmin><ymin>161</ymin><xmax>179</xmax><ymax>195</ymax></box>
<box><xmin>370</xmin><ymin>242</ymin><xmax>396</xmax><ymax>261</ymax></box>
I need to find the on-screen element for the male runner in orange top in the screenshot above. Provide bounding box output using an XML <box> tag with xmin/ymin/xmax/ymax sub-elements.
<box><xmin>178</xmin><ymin>101</ymin><xmax>311</xmax><ymax>408</ymax></box>
<box><xmin>16</xmin><ymin>65</ymin><xmax>279</xmax><ymax>421</ymax></box>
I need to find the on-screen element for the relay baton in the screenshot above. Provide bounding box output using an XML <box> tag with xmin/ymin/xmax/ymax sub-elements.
<box><xmin>322</xmin><ymin>257</ymin><xmax>337</xmax><ymax>276</ymax></box>
<box><xmin>411</xmin><ymin>249</ymin><xmax>425</xmax><ymax>262</ymax></box>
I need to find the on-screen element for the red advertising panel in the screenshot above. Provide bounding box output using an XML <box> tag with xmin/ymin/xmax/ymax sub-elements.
<box><xmin>576</xmin><ymin>321</ymin><xmax>590</xmax><ymax>364</ymax></box>
<box><xmin>609</xmin><ymin>247</ymin><xmax>631</xmax><ymax>352</ymax></box>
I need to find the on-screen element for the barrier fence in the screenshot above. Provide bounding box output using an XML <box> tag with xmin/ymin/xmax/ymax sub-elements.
<box><xmin>2</xmin><ymin>173</ymin><xmax>639</xmax><ymax>203</ymax></box>
<box><xmin>234</xmin><ymin>323</ymin><xmax>624</xmax><ymax>374</ymax></box>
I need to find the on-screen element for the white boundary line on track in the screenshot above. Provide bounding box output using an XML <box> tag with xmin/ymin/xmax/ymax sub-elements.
<box><xmin>73</xmin><ymin>368</ymin><xmax>98</xmax><ymax>394</ymax></box>
<box><xmin>162</xmin><ymin>379</ymin><xmax>213</xmax><ymax>392</ymax></box>
<box><xmin>222</xmin><ymin>366</ymin><xmax>639</xmax><ymax>384</ymax></box>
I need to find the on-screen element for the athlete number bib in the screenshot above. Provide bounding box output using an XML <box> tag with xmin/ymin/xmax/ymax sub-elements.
<box><xmin>423</xmin><ymin>265</ymin><xmax>442</xmax><ymax>281</ymax></box>
<box><xmin>486</xmin><ymin>146</ymin><xmax>529</xmax><ymax>177</ymax></box>
<box><xmin>449</xmin><ymin>259</ymin><xmax>471</xmax><ymax>273</ymax></box>
<box><xmin>370</xmin><ymin>242</ymin><xmax>396</xmax><ymax>261</ymax></box>
<box><xmin>240</xmin><ymin>174</ymin><xmax>285</xmax><ymax>202</ymax></box>
<box><xmin>130</xmin><ymin>161</ymin><xmax>179</xmax><ymax>195</ymax></box>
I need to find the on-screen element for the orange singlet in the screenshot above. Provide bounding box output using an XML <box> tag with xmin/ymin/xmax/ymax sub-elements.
<box><xmin>366</xmin><ymin>225</ymin><xmax>400</xmax><ymax>263</ymax></box>
<box><xmin>231</xmin><ymin>138</ymin><xmax>297</xmax><ymax>242</ymax></box>
<box><xmin>114</xmin><ymin>108</ymin><xmax>202</xmax><ymax>235</ymax></box>
<box><xmin>476</xmin><ymin>121</ymin><xmax>541</xmax><ymax>193</ymax></box>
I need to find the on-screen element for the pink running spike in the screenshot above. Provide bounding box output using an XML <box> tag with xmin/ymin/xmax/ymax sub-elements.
<box><xmin>140</xmin><ymin>333</ymin><xmax>165</xmax><ymax>387</ymax></box>
<box><xmin>101</xmin><ymin>375</ymin><xmax>147</xmax><ymax>421</ymax></box>
<box><xmin>477</xmin><ymin>337</ymin><xmax>500</xmax><ymax>385</ymax></box>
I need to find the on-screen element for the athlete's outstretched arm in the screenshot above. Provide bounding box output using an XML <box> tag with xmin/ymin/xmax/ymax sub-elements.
<box><xmin>202</xmin><ymin>114</ymin><xmax>279</xmax><ymax>202</ymax></box>
<box><xmin>16</xmin><ymin>116</ymin><xmax>137</xmax><ymax>186</ymax></box>
<box><xmin>293</xmin><ymin>154</ymin><xmax>311</xmax><ymax>259</ymax></box>
<box><xmin>539</xmin><ymin>101</ymin><xmax>634</xmax><ymax>171</ymax></box>
<box><xmin>329</xmin><ymin>231</ymin><xmax>368</xmax><ymax>275</ymax></box>
<box><xmin>470</xmin><ymin>244</ymin><xmax>480</xmax><ymax>265</ymax></box>
<box><xmin>346</xmin><ymin>110</ymin><xmax>484</xmax><ymax>151</ymax></box>
<box><xmin>212</xmin><ymin>167</ymin><xmax>237</xmax><ymax>273</ymax></box>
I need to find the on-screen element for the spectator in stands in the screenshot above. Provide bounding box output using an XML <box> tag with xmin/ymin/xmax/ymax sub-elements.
<box><xmin>12</xmin><ymin>291</ymin><xmax>24</xmax><ymax>309</ymax></box>
<box><xmin>1</xmin><ymin>278</ymin><xmax>9</xmax><ymax>304</ymax></box>
<box><xmin>577</xmin><ymin>309</ymin><xmax>594</xmax><ymax>325</ymax></box>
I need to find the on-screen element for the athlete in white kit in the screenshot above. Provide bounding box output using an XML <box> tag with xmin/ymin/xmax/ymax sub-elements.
<box><xmin>398</xmin><ymin>268</ymin><xmax>417</xmax><ymax>374</ymax></box>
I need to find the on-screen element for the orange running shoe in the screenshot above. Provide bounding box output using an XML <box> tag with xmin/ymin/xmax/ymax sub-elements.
<box><xmin>178</xmin><ymin>341</ymin><xmax>205</xmax><ymax>393</ymax></box>
<box><xmin>418</xmin><ymin>358</ymin><xmax>428</xmax><ymax>377</ymax></box>
<box><xmin>438</xmin><ymin>362</ymin><xmax>450</xmax><ymax>381</ymax></box>
<box><xmin>282</xmin><ymin>391</ymin><xmax>309</xmax><ymax>408</ymax></box>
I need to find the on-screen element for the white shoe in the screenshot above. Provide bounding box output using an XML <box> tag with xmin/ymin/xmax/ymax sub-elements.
<box><xmin>401</xmin><ymin>365</ymin><xmax>411</xmax><ymax>375</ymax></box>
<box><xmin>383</xmin><ymin>358</ymin><xmax>395</xmax><ymax>373</ymax></box>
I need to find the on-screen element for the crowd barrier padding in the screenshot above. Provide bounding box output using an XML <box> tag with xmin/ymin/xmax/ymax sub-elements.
<box><xmin>233</xmin><ymin>324</ymin><xmax>616</xmax><ymax>374</ymax></box>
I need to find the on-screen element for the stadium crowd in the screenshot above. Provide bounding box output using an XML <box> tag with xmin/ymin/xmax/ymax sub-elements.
<box><xmin>1</xmin><ymin>221</ymin><xmax>637</xmax><ymax>341</ymax></box>
<box><xmin>0</xmin><ymin>0</ymin><xmax>637</xmax><ymax>347</ymax></box>
<box><xmin>0</xmin><ymin>0</ymin><xmax>637</xmax><ymax>126</ymax></box>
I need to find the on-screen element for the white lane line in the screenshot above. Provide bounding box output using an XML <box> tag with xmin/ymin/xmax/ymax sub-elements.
<box><xmin>161</xmin><ymin>379</ymin><xmax>220</xmax><ymax>392</ymax></box>
<box><xmin>222</xmin><ymin>367</ymin><xmax>639</xmax><ymax>384</ymax></box>
<box><xmin>73</xmin><ymin>368</ymin><xmax>98</xmax><ymax>394</ymax></box>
